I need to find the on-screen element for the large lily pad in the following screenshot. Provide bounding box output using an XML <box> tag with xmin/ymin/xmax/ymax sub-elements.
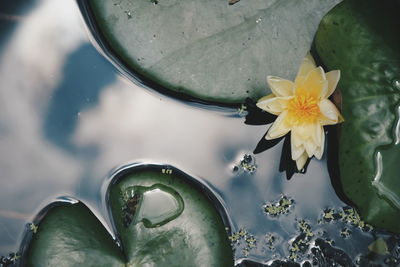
<box><xmin>22</xmin><ymin>166</ymin><xmax>233</xmax><ymax>266</ymax></box>
<box><xmin>315</xmin><ymin>0</ymin><xmax>400</xmax><ymax>232</ymax></box>
<box><xmin>83</xmin><ymin>0</ymin><xmax>340</xmax><ymax>104</ymax></box>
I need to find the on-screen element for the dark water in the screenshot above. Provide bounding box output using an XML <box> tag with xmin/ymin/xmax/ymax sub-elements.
<box><xmin>0</xmin><ymin>0</ymin><xmax>398</xmax><ymax>265</ymax></box>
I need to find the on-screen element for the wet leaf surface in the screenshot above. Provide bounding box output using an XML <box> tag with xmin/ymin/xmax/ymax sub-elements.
<box><xmin>22</xmin><ymin>166</ymin><xmax>233</xmax><ymax>266</ymax></box>
<box><xmin>316</xmin><ymin>0</ymin><xmax>400</xmax><ymax>232</ymax></box>
<box><xmin>83</xmin><ymin>0</ymin><xmax>340</xmax><ymax>104</ymax></box>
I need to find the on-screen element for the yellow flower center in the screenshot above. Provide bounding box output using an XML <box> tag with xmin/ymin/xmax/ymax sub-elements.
<box><xmin>286</xmin><ymin>93</ymin><xmax>320</xmax><ymax>125</ymax></box>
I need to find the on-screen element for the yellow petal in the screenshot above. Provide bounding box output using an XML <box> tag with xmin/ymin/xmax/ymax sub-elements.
<box><xmin>324</xmin><ymin>70</ymin><xmax>340</xmax><ymax>98</ymax></box>
<box><xmin>319</xmin><ymin>99</ymin><xmax>341</xmax><ymax>125</ymax></box>
<box><xmin>266</xmin><ymin>111</ymin><xmax>291</xmax><ymax>140</ymax></box>
<box><xmin>266</xmin><ymin>76</ymin><xmax>294</xmax><ymax>97</ymax></box>
<box><xmin>295</xmin><ymin>151</ymin><xmax>309</xmax><ymax>171</ymax></box>
<box><xmin>296</xmin><ymin>67</ymin><xmax>328</xmax><ymax>99</ymax></box>
<box><xmin>294</xmin><ymin>53</ymin><xmax>317</xmax><ymax>85</ymax></box>
<box><xmin>257</xmin><ymin>96</ymin><xmax>292</xmax><ymax>115</ymax></box>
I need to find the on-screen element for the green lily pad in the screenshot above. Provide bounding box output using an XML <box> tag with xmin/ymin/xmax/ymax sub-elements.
<box><xmin>315</xmin><ymin>0</ymin><xmax>400</xmax><ymax>232</ymax></box>
<box><xmin>84</xmin><ymin>0</ymin><xmax>340</xmax><ymax>104</ymax></box>
<box><xmin>22</xmin><ymin>166</ymin><xmax>233</xmax><ymax>266</ymax></box>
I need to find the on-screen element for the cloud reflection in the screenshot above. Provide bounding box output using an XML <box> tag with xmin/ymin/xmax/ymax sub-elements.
<box><xmin>73</xmin><ymin>77</ymin><xmax>260</xmax><ymax>186</ymax></box>
<box><xmin>0</xmin><ymin>0</ymin><xmax>86</xmax><ymax>251</ymax></box>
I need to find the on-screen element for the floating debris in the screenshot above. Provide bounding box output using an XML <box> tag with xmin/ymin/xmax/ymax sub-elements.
<box><xmin>321</xmin><ymin>208</ymin><xmax>338</xmax><ymax>222</ymax></box>
<box><xmin>121</xmin><ymin>189</ymin><xmax>141</xmax><ymax>228</ymax></box>
<box><xmin>113</xmin><ymin>0</ymin><xmax>134</xmax><ymax>19</ymax></box>
<box><xmin>264</xmin><ymin>196</ymin><xmax>294</xmax><ymax>217</ymax></box>
<box><xmin>319</xmin><ymin>206</ymin><xmax>373</xmax><ymax>232</ymax></box>
<box><xmin>298</xmin><ymin>220</ymin><xmax>314</xmax><ymax>238</ymax></box>
<box><xmin>239</xmin><ymin>154</ymin><xmax>257</xmax><ymax>173</ymax></box>
<box><xmin>233</xmin><ymin>154</ymin><xmax>257</xmax><ymax>174</ymax></box>
<box><xmin>161</xmin><ymin>168</ymin><xmax>173</xmax><ymax>175</ymax></box>
<box><xmin>237</xmin><ymin>104</ymin><xmax>248</xmax><ymax>117</ymax></box>
<box><xmin>339</xmin><ymin>207</ymin><xmax>372</xmax><ymax>231</ymax></box>
<box><xmin>368</xmin><ymin>238</ymin><xmax>389</xmax><ymax>255</ymax></box>
<box><xmin>124</xmin><ymin>10</ymin><xmax>132</xmax><ymax>19</ymax></box>
<box><xmin>245</xmin><ymin>235</ymin><xmax>257</xmax><ymax>248</ymax></box>
<box><xmin>229</xmin><ymin>228</ymin><xmax>247</xmax><ymax>244</ymax></box>
<box><xmin>288</xmin><ymin>220</ymin><xmax>314</xmax><ymax>261</ymax></box>
<box><xmin>229</xmin><ymin>228</ymin><xmax>257</xmax><ymax>256</ymax></box>
<box><xmin>0</xmin><ymin>253</ymin><xmax>20</xmax><ymax>267</ymax></box>
<box><xmin>265</xmin><ymin>233</ymin><xmax>276</xmax><ymax>250</ymax></box>
<box><xmin>29</xmin><ymin>223</ymin><xmax>38</xmax><ymax>234</ymax></box>
<box><xmin>340</xmin><ymin>228</ymin><xmax>352</xmax><ymax>238</ymax></box>
<box><xmin>228</xmin><ymin>0</ymin><xmax>241</xmax><ymax>5</ymax></box>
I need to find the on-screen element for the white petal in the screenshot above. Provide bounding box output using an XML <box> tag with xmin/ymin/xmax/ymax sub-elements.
<box><xmin>304</xmin><ymin>139</ymin><xmax>317</xmax><ymax>158</ymax></box>
<box><xmin>257</xmin><ymin>94</ymin><xmax>274</xmax><ymax>102</ymax></box>
<box><xmin>314</xmin><ymin>130</ymin><xmax>325</xmax><ymax>159</ymax></box>
<box><xmin>266</xmin><ymin>76</ymin><xmax>294</xmax><ymax>97</ymax></box>
<box><xmin>325</xmin><ymin>70</ymin><xmax>340</xmax><ymax>98</ymax></box>
<box><xmin>292</xmin><ymin>124</ymin><xmax>324</xmax><ymax>156</ymax></box>
<box><xmin>296</xmin><ymin>151</ymin><xmax>309</xmax><ymax>171</ymax></box>
<box><xmin>266</xmin><ymin>111</ymin><xmax>291</xmax><ymax>140</ymax></box>
<box><xmin>291</xmin><ymin>132</ymin><xmax>305</xmax><ymax>160</ymax></box>
<box><xmin>257</xmin><ymin>96</ymin><xmax>292</xmax><ymax>115</ymax></box>
<box><xmin>292</xmin><ymin>124</ymin><xmax>316</xmax><ymax>143</ymax></box>
<box><xmin>314</xmin><ymin>124</ymin><xmax>323</xmax><ymax>146</ymax></box>
<box><xmin>291</xmin><ymin>127</ymin><xmax>303</xmax><ymax>148</ymax></box>
<box><xmin>312</xmin><ymin>125</ymin><xmax>325</xmax><ymax>153</ymax></box>
<box><xmin>295</xmin><ymin>53</ymin><xmax>317</xmax><ymax>85</ymax></box>
<box><xmin>319</xmin><ymin>99</ymin><xmax>341</xmax><ymax>125</ymax></box>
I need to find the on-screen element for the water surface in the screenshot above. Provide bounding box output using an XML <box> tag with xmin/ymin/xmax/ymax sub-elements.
<box><xmin>0</xmin><ymin>0</ymin><xmax>396</xmax><ymax>265</ymax></box>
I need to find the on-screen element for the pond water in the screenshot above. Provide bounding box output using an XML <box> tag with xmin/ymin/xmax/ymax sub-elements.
<box><xmin>0</xmin><ymin>0</ymin><xmax>398</xmax><ymax>266</ymax></box>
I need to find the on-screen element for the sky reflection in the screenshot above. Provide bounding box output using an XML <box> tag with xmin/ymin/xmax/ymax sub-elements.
<box><xmin>0</xmin><ymin>0</ymin><xmax>86</xmax><ymax>252</ymax></box>
<box><xmin>0</xmin><ymin>0</ymin><xmax>376</xmax><ymax>263</ymax></box>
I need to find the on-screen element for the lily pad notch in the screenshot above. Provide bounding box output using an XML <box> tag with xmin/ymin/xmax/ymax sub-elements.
<box><xmin>17</xmin><ymin>164</ymin><xmax>234</xmax><ymax>266</ymax></box>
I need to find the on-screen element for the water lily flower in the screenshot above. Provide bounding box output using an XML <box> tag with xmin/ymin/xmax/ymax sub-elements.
<box><xmin>256</xmin><ymin>53</ymin><xmax>343</xmax><ymax>171</ymax></box>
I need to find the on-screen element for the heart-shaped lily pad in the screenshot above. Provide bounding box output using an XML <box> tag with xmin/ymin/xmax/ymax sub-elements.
<box><xmin>21</xmin><ymin>166</ymin><xmax>234</xmax><ymax>266</ymax></box>
<box><xmin>315</xmin><ymin>0</ymin><xmax>400</xmax><ymax>232</ymax></box>
<box><xmin>81</xmin><ymin>0</ymin><xmax>340</xmax><ymax>104</ymax></box>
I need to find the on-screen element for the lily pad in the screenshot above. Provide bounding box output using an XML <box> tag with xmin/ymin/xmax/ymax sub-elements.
<box><xmin>21</xmin><ymin>166</ymin><xmax>233</xmax><ymax>266</ymax></box>
<box><xmin>82</xmin><ymin>0</ymin><xmax>340</xmax><ymax>104</ymax></box>
<box><xmin>315</xmin><ymin>0</ymin><xmax>400</xmax><ymax>232</ymax></box>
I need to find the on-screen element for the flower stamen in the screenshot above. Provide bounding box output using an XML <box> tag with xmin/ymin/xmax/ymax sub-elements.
<box><xmin>287</xmin><ymin>93</ymin><xmax>320</xmax><ymax>125</ymax></box>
